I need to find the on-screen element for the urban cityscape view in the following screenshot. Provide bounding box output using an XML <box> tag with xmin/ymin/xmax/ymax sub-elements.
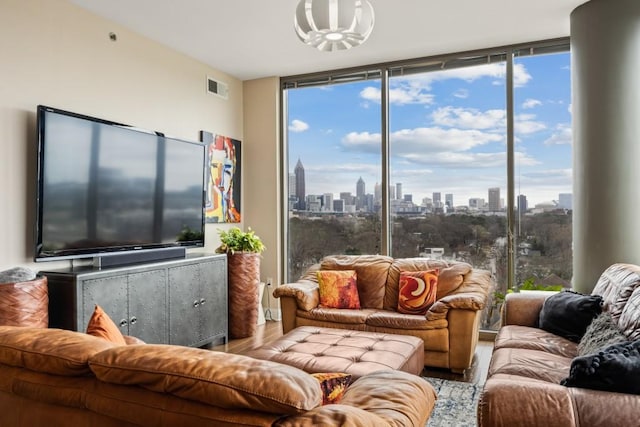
<box><xmin>284</xmin><ymin>49</ymin><xmax>572</xmax><ymax>329</ymax></box>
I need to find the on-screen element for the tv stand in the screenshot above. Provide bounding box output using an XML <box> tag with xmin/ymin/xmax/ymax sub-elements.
<box><xmin>92</xmin><ymin>247</ymin><xmax>187</xmax><ymax>269</ymax></box>
<box><xmin>43</xmin><ymin>253</ymin><xmax>227</xmax><ymax>347</ymax></box>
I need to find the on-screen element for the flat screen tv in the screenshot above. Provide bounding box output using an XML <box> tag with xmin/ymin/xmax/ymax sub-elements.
<box><xmin>35</xmin><ymin>105</ymin><xmax>206</xmax><ymax>264</ymax></box>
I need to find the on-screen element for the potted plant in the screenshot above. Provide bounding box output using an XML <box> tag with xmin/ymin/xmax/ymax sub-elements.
<box><xmin>216</xmin><ymin>227</ymin><xmax>266</xmax><ymax>338</ymax></box>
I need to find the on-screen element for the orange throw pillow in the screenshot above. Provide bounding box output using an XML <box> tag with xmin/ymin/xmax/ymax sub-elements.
<box><xmin>312</xmin><ymin>372</ymin><xmax>352</xmax><ymax>404</ymax></box>
<box><xmin>86</xmin><ymin>305</ymin><xmax>127</xmax><ymax>345</ymax></box>
<box><xmin>397</xmin><ymin>270</ymin><xmax>439</xmax><ymax>315</ymax></box>
<box><xmin>317</xmin><ymin>270</ymin><xmax>361</xmax><ymax>309</ymax></box>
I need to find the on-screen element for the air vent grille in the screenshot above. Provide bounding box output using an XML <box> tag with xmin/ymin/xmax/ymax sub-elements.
<box><xmin>207</xmin><ymin>76</ymin><xmax>228</xmax><ymax>99</ymax></box>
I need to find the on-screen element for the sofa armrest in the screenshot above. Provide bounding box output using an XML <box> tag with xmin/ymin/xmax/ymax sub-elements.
<box><xmin>502</xmin><ymin>292</ymin><xmax>550</xmax><ymax>327</ymax></box>
<box><xmin>478</xmin><ymin>378</ymin><xmax>577</xmax><ymax>426</ymax></box>
<box><xmin>124</xmin><ymin>335</ymin><xmax>146</xmax><ymax>345</ymax></box>
<box><xmin>275</xmin><ymin>370</ymin><xmax>436</xmax><ymax>427</ymax></box>
<box><xmin>426</xmin><ymin>269</ymin><xmax>492</xmax><ymax>321</ymax></box>
<box><xmin>273</xmin><ymin>280</ymin><xmax>319</xmax><ymax>311</ymax></box>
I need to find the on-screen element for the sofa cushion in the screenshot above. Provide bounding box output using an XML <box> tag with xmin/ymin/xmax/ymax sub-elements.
<box><xmin>618</xmin><ymin>288</ymin><xmax>640</xmax><ymax>341</ymax></box>
<box><xmin>592</xmin><ymin>263</ymin><xmax>640</xmax><ymax>320</ymax></box>
<box><xmin>397</xmin><ymin>270</ymin><xmax>438</xmax><ymax>315</ymax></box>
<box><xmin>89</xmin><ymin>344</ymin><xmax>322</xmax><ymax>415</ymax></box>
<box><xmin>539</xmin><ymin>290</ymin><xmax>603</xmax><ymax>342</ymax></box>
<box><xmin>312</xmin><ymin>372</ymin><xmax>352</xmax><ymax>405</ymax></box>
<box><xmin>296</xmin><ymin>307</ymin><xmax>377</xmax><ymax>326</ymax></box>
<box><xmin>577</xmin><ymin>312</ymin><xmax>628</xmax><ymax>356</ymax></box>
<box><xmin>86</xmin><ymin>305</ymin><xmax>127</xmax><ymax>345</ymax></box>
<box><xmin>366</xmin><ymin>310</ymin><xmax>448</xmax><ymax>331</ymax></box>
<box><xmin>562</xmin><ymin>339</ymin><xmax>640</xmax><ymax>394</ymax></box>
<box><xmin>320</xmin><ymin>255</ymin><xmax>393</xmax><ymax>309</ymax></box>
<box><xmin>0</xmin><ymin>326</ymin><xmax>117</xmax><ymax>376</ymax></box>
<box><xmin>317</xmin><ymin>270</ymin><xmax>361</xmax><ymax>309</ymax></box>
<box><xmin>495</xmin><ymin>325</ymin><xmax>578</xmax><ymax>358</ymax></box>
<box><xmin>488</xmin><ymin>347</ymin><xmax>572</xmax><ymax>384</ymax></box>
<box><xmin>384</xmin><ymin>258</ymin><xmax>471</xmax><ymax>311</ymax></box>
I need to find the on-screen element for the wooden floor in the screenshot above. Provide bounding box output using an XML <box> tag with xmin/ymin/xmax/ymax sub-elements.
<box><xmin>209</xmin><ymin>320</ymin><xmax>494</xmax><ymax>385</ymax></box>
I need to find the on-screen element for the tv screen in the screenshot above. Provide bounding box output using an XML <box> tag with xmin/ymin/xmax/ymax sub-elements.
<box><xmin>35</xmin><ymin>105</ymin><xmax>205</xmax><ymax>262</ymax></box>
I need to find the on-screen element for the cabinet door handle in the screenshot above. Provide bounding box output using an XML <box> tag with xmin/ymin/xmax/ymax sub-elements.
<box><xmin>193</xmin><ymin>300</ymin><xmax>200</xmax><ymax>308</ymax></box>
<box><xmin>119</xmin><ymin>319</ymin><xmax>128</xmax><ymax>327</ymax></box>
<box><xmin>130</xmin><ymin>316</ymin><xmax>137</xmax><ymax>325</ymax></box>
<box><xmin>200</xmin><ymin>298</ymin><xmax>206</xmax><ymax>305</ymax></box>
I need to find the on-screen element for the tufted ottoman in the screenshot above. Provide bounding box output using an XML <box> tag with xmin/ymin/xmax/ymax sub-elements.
<box><xmin>248</xmin><ymin>326</ymin><xmax>424</xmax><ymax>379</ymax></box>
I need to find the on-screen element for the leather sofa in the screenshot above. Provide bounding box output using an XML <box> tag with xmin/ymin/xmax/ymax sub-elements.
<box><xmin>478</xmin><ymin>263</ymin><xmax>640</xmax><ymax>426</ymax></box>
<box><xmin>274</xmin><ymin>255</ymin><xmax>492</xmax><ymax>372</ymax></box>
<box><xmin>0</xmin><ymin>325</ymin><xmax>435</xmax><ymax>426</ymax></box>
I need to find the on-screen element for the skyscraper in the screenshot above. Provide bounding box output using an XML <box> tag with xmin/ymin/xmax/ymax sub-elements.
<box><xmin>374</xmin><ymin>182</ymin><xmax>382</xmax><ymax>202</ymax></box>
<box><xmin>517</xmin><ymin>194</ymin><xmax>528</xmax><ymax>212</ymax></box>
<box><xmin>445</xmin><ymin>193</ymin><xmax>453</xmax><ymax>209</ymax></box>
<box><xmin>433</xmin><ymin>192</ymin><xmax>441</xmax><ymax>205</ymax></box>
<box><xmin>488</xmin><ymin>188</ymin><xmax>500</xmax><ymax>211</ymax></box>
<box><xmin>294</xmin><ymin>158</ymin><xmax>306</xmax><ymax>210</ymax></box>
<box><xmin>356</xmin><ymin>177</ymin><xmax>365</xmax><ymax>210</ymax></box>
<box><xmin>396</xmin><ymin>183</ymin><xmax>403</xmax><ymax>200</ymax></box>
<box><xmin>558</xmin><ymin>193</ymin><xmax>573</xmax><ymax>210</ymax></box>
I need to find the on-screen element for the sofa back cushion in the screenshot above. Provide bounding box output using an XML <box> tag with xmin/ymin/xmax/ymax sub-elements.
<box><xmin>384</xmin><ymin>259</ymin><xmax>471</xmax><ymax>311</ymax></box>
<box><xmin>0</xmin><ymin>326</ymin><xmax>117</xmax><ymax>376</ymax></box>
<box><xmin>320</xmin><ymin>255</ymin><xmax>393</xmax><ymax>309</ymax></box>
<box><xmin>592</xmin><ymin>263</ymin><xmax>640</xmax><ymax>321</ymax></box>
<box><xmin>89</xmin><ymin>344</ymin><xmax>322</xmax><ymax>415</ymax></box>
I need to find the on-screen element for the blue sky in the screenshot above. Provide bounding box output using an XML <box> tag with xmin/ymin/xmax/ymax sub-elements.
<box><xmin>287</xmin><ymin>52</ymin><xmax>572</xmax><ymax>208</ymax></box>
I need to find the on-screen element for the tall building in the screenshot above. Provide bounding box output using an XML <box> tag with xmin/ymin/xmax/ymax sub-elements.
<box><xmin>356</xmin><ymin>177</ymin><xmax>365</xmax><ymax>210</ymax></box>
<box><xmin>517</xmin><ymin>194</ymin><xmax>528</xmax><ymax>212</ymax></box>
<box><xmin>488</xmin><ymin>188</ymin><xmax>500</xmax><ymax>211</ymax></box>
<box><xmin>558</xmin><ymin>193</ymin><xmax>573</xmax><ymax>210</ymax></box>
<box><xmin>389</xmin><ymin>185</ymin><xmax>395</xmax><ymax>200</ymax></box>
<box><xmin>322</xmin><ymin>193</ymin><xmax>333</xmax><ymax>211</ymax></box>
<box><xmin>445</xmin><ymin>193</ymin><xmax>453</xmax><ymax>208</ymax></box>
<box><xmin>433</xmin><ymin>192</ymin><xmax>441</xmax><ymax>205</ymax></box>
<box><xmin>294</xmin><ymin>158</ymin><xmax>305</xmax><ymax>210</ymax></box>
<box><xmin>469</xmin><ymin>198</ymin><xmax>485</xmax><ymax>209</ymax></box>
<box><xmin>396</xmin><ymin>183</ymin><xmax>403</xmax><ymax>200</ymax></box>
<box><xmin>374</xmin><ymin>182</ymin><xmax>382</xmax><ymax>202</ymax></box>
<box><xmin>288</xmin><ymin>173</ymin><xmax>296</xmax><ymax>196</ymax></box>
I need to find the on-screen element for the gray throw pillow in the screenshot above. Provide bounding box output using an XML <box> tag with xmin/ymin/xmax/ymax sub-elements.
<box><xmin>577</xmin><ymin>312</ymin><xmax>628</xmax><ymax>356</ymax></box>
<box><xmin>0</xmin><ymin>267</ymin><xmax>37</xmax><ymax>284</ymax></box>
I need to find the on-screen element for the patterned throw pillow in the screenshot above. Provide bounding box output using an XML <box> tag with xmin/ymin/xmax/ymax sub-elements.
<box><xmin>86</xmin><ymin>305</ymin><xmax>127</xmax><ymax>345</ymax></box>
<box><xmin>317</xmin><ymin>270</ymin><xmax>361</xmax><ymax>309</ymax></box>
<box><xmin>311</xmin><ymin>372</ymin><xmax>352</xmax><ymax>405</ymax></box>
<box><xmin>397</xmin><ymin>270</ymin><xmax>439</xmax><ymax>315</ymax></box>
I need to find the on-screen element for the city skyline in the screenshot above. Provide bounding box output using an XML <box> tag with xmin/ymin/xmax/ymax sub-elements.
<box><xmin>286</xmin><ymin>52</ymin><xmax>572</xmax><ymax>207</ymax></box>
<box><xmin>291</xmin><ymin>159</ymin><xmax>571</xmax><ymax>213</ymax></box>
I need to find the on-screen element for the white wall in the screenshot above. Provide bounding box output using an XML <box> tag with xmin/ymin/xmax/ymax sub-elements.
<box><xmin>0</xmin><ymin>0</ymin><xmax>243</xmax><ymax>272</ymax></box>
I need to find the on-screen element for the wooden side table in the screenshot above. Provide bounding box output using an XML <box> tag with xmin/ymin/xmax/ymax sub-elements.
<box><xmin>0</xmin><ymin>276</ymin><xmax>48</xmax><ymax>328</ymax></box>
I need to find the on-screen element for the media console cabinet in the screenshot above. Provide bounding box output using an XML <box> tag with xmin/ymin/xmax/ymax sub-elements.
<box><xmin>41</xmin><ymin>253</ymin><xmax>228</xmax><ymax>347</ymax></box>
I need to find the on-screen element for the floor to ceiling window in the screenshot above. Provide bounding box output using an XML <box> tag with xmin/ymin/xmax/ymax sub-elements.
<box><xmin>284</xmin><ymin>76</ymin><xmax>382</xmax><ymax>281</ymax></box>
<box><xmin>282</xmin><ymin>40</ymin><xmax>571</xmax><ymax>330</ymax></box>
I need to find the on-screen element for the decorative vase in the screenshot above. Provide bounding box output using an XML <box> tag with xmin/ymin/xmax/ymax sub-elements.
<box><xmin>0</xmin><ymin>276</ymin><xmax>49</xmax><ymax>328</ymax></box>
<box><xmin>227</xmin><ymin>252</ymin><xmax>261</xmax><ymax>338</ymax></box>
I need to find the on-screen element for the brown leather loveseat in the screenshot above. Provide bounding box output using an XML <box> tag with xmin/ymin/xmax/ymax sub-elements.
<box><xmin>478</xmin><ymin>263</ymin><xmax>640</xmax><ymax>426</ymax></box>
<box><xmin>0</xmin><ymin>325</ymin><xmax>435</xmax><ymax>426</ymax></box>
<box><xmin>274</xmin><ymin>255</ymin><xmax>492</xmax><ymax>372</ymax></box>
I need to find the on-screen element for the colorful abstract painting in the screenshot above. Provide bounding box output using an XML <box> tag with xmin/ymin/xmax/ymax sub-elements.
<box><xmin>200</xmin><ymin>131</ymin><xmax>241</xmax><ymax>223</ymax></box>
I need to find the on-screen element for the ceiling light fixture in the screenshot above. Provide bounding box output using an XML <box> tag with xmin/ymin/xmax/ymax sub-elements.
<box><xmin>294</xmin><ymin>0</ymin><xmax>375</xmax><ymax>52</ymax></box>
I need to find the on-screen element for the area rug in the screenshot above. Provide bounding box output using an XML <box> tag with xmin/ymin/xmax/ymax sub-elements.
<box><xmin>424</xmin><ymin>377</ymin><xmax>482</xmax><ymax>427</ymax></box>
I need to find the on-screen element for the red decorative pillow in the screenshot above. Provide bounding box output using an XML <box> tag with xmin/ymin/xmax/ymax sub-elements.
<box><xmin>317</xmin><ymin>270</ymin><xmax>361</xmax><ymax>309</ymax></box>
<box><xmin>397</xmin><ymin>270</ymin><xmax>439</xmax><ymax>315</ymax></box>
<box><xmin>86</xmin><ymin>305</ymin><xmax>127</xmax><ymax>345</ymax></box>
<box><xmin>311</xmin><ymin>372</ymin><xmax>352</xmax><ymax>405</ymax></box>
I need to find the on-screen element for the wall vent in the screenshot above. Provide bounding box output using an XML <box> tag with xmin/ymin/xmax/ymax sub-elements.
<box><xmin>207</xmin><ymin>76</ymin><xmax>228</xmax><ymax>99</ymax></box>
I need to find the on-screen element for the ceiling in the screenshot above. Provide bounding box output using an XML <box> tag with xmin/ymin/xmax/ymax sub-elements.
<box><xmin>68</xmin><ymin>0</ymin><xmax>588</xmax><ymax>81</ymax></box>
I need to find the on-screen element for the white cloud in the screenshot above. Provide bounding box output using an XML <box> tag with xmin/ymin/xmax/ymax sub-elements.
<box><xmin>522</xmin><ymin>98</ymin><xmax>542</xmax><ymax>109</ymax></box>
<box><xmin>544</xmin><ymin>123</ymin><xmax>572</xmax><ymax>145</ymax></box>
<box><xmin>453</xmin><ymin>88</ymin><xmax>469</xmax><ymax>99</ymax></box>
<box><xmin>360</xmin><ymin>85</ymin><xmax>434</xmax><ymax>105</ymax></box>
<box><xmin>431</xmin><ymin>107</ymin><xmax>546</xmax><ymax>134</ymax></box>
<box><xmin>432</xmin><ymin>107</ymin><xmax>505</xmax><ymax>130</ymax></box>
<box><xmin>341</xmin><ymin>126</ymin><xmax>503</xmax><ymax>157</ymax></box>
<box><xmin>289</xmin><ymin>119</ymin><xmax>309</xmax><ymax>133</ymax></box>
<box><xmin>515</xmin><ymin>114</ymin><xmax>547</xmax><ymax>134</ymax></box>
